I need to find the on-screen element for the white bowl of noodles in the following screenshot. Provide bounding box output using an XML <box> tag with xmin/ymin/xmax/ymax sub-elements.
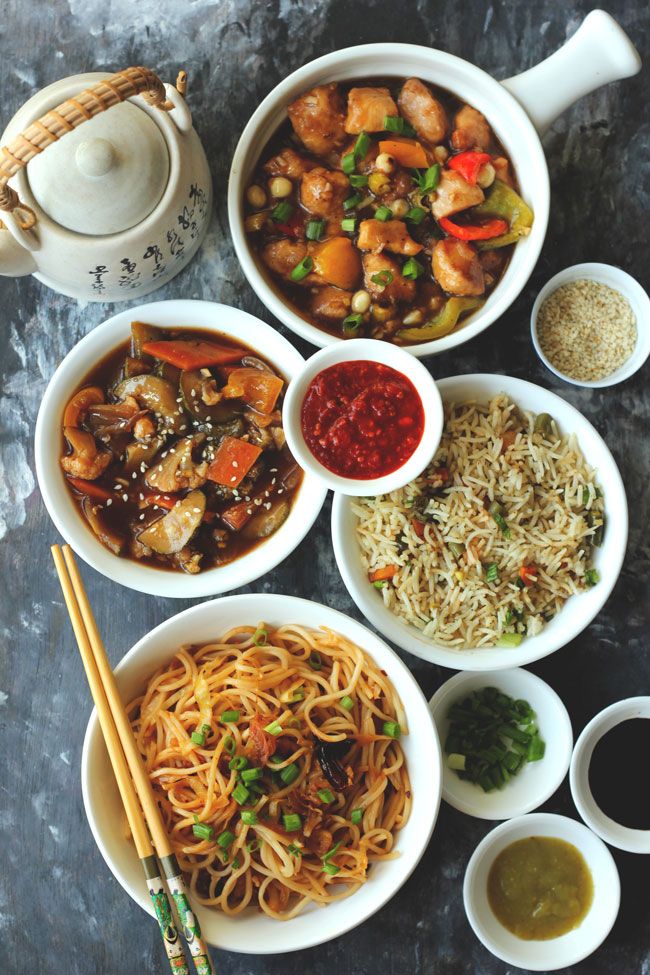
<box><xmin>331</xmin><ymin>374</ymin><xmax>628</xmax><ymax>670</ymax></box>
<box><xmin>81</xmin><ymin>593</ymin><xmax>441</xmax><ymax>953</ymax></box>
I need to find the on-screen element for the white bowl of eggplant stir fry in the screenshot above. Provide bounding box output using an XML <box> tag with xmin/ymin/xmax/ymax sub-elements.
<box><xmin>35</xmin><ymin>299</ymin><xmax>327</xmax><ymax>597</ymax></box>
<box><xmin>332</xmin><ymin>374</ymin><xmax>628</xmax><ymax>670</ymax></box>
<box><xmin>229</xmin><ymin>18</ymin><xmax>640</xmax><ymax>355</ymax></box>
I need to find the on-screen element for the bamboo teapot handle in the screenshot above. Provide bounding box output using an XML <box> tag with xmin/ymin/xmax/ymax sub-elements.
<box><xmin>0</xmin><ymin>66</ymin><xmax>186</xmax><ymax>230</ymax></box>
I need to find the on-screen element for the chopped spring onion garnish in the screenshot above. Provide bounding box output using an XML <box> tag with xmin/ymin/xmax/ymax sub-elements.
<box><xmin>402</xmin><ymin>257</ymin><xmax>424</xmax><ymax>280</ymax></box>
<box><xmin>342</xmin><ymin>152</ymin><xmax>356</xmax><ymax>175</ymax></box>
<box><xmin>308</xmin><ymin>651</ymin><xmax>322</xmax><ymax>671</ymax></box>
<box><xmin>229</xmin><ymin>755</ymin><xmax>248</xmax><ymax>771</ymax></box>
<box><xmin>306</xmin><ymin>219</ymin><xmax>325</xmax><ymax>241</ymax></box>
<box><xmin>412</xmin><ymin>164</ymin><xmax>441</xmax><ymax>194</ymax></box>
<box><xmin>290</xmin><ymin>689</ymin><xmax>305</xmax><ymax>702</ymax></box>
<box><xmin>354</xmin><ymin>131</ymin><xmax>371</xmax><ymax>159</ymax></box>
<box><xmin>290</xmin><ymin>256</ymin><xmax>314</xmax><ymax>282</ymax></box>
<box><xmin>351</xmin><ymin>809</ymin><xmax>363</xmax><ymax>825</ymax></box>
<box><xmin>488</xmin><ymin>501</ymin><xmax>511</xmax><ymax>538</ymax></box>
<box><xmin>485</xmin><ymin>562</ymin><xmax>499</xmax><ymax>584</ymax></box>
<box><xmin>280</xmin><ymin>763</ymin><xmax>300</xmax><ymax>785</ymax></box>
<box><xmin>232</xmin><ymin>783</ymin><xmax>250</xmax><ymax>805</ymax></box>
<box><xmin>343</xmin><ymin>193</ymin><xmax>362</xmax><ymax>211</ymax></box>
<box><xmin>497</xmin><ymin>633</ymin><xmax>523</xmax><ymax>647</ymax></box>
<box><xmin>253</xmin><ymin>627</ymin><xmax>267</xmax><ymax>646</ymax></box>
<box><xmin>448</xmin><ymin>541</ymin><xmax>465</xmax><ymax>559</ymax></box>
<box><xmin>382</xmin><ymin>720</ymin><xmax>401</xmax><ymax>739</ymax></box>
<box><xmin>282</xmin><ymin>813</ymin><xmax>302</xmax><ymax>832</ymax></box>
<box><xmin>217</xmin><ymin>829</ymin><xmax>235</xmax><ymax>849</ymax></box>
<box><xmin>349</xmin><ymin>173</ymin><xmax>368</xmax><ymax>188</ymax></box>
<box><xmin>323</xmin><ymin>841</ymin><xmax>341</xmax><ymax>862</ymax></box>
<box><xmin>271</xmin><ymin>201</ymin><xmax>293</xmax><ymax>222</ymax></box>
<box><xmin>370</xmin><ymin>270</ymin><xmax>394</xmax><ymax>288</ymax></box>
<box><xmin>191</xmin><ymin>731</ymin><xmax>206</xmax><ymax>746</ymax></box>
<box><xmin>341</xmin><ymin>217</ymin><xmax>357</xmax><ymax>233</ymax></box>
<box><xmin>340</xmin><ymin>695</ymin><xmax>354</xmax><ymax>710</ymax></box>
<box><xmin>247</xmin><ymin>838</ymin><xmax>260</xmax><ymax>852</ymax></box>
<box><xmin>264</xmin><ymin>720</ymin><xmax>283</xmax><ymax>736</ymax></box>
<box><xmin>287</xmin><ymin>842</ymin><xmax>302</xmax><ymax>856</ymax></box>
<box><xmin>221</xmin><ymin>710</ymin><xmax>240</xmax><ymax>723</ymax></box>
<box><xmin>317</xmin><ymin>788</ymin><xmax>335</xmax><ymax>804</ymax></box>
<box><xmin>343</xmin><ymin>313</ymin><xmax>363</xmax><ymax>334</ymax></box>
<box><xmin>582</xmin><ymin>486</ymin><xmax>590</xmax><ymax>506</ymax></box>
<box><xmin>373</xmin><ymin>580</ymin><xmax>387</xmax><ymax>589</ymax></box>
<box><xmin>323</xmin><ymin>862</ymin><xmax>340</xmax><ymax>875</ymax></box>
<box><xmin>374</xmin><ymin>205</ymin><xmax>393</xmax><ymax>222</ymax></box>
<box><xmin>585</xmin><ymin>568</ymin><xmax>600</xmax><ymax>586</ymax></box>
<box><xmin>241</xmin><ymin>809</ymin><xmax>258</xmax><ymax>826</ymax></box>
<box><xmin>192</xmin><ymin>822</ymin><xmax>214</xmax><ymax>841</ymax></box>
<box><xmin>223</xmin><ymin>735</ymin><xmax>236</xmax><ymax>755</ymax></box>
<box><xmin>444</xmin><ymin>686</ymin><xmax>545</xmax><ymax>792</ymax></box>
<box><xmin>406</xmin><ymin>205</ymin><xmax>427</xmax><ymax>225</ymax></box>
<box><xmin>241</xmin><ymin>767</ymin><xmax>263</xmax><ymax>784</ymax></box>
<box><xmin>201</xmin><ymin>724</ymin><xmax>211</xmax><ymax>734</ymax></box>
<box><xmin>231</xmin><ymin>857</ymin><xmax>241</xmax><ymax>869</ymax></box>
<box><xmin>383</xmin><ymin>115</ymin><xmax>415</xmax><ymax>137</ymax></box>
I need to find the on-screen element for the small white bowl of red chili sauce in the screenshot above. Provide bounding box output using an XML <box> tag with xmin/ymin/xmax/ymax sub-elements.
<box><xmin>282</xmin><ymin>339</ymin><xmax>443</xmax><ymax>496</ymax></box>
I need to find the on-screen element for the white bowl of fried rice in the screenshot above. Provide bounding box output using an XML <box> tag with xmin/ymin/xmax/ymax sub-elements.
<box><xmin>331</xmin><ymin>374</ymin><xmax>628</xmax><ymax>669</ymax></box>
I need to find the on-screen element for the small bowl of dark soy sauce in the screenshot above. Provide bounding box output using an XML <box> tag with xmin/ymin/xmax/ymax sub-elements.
<box><xmin>570</xmin><ymin>697</ymin><xmax>650</xmax><ymax>853</ymax></box>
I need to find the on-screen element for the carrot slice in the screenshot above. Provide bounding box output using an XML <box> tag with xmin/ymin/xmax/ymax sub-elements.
<box><xmin>66</xmin><ymin>477</ymin><xmax>115</xmax><ymax>503</ymax></box>
<box><xmin>63</xmin><ymin>386</ymin><xmax>105</xmax><ymax>427</ymax></box>
<box><xmin>221</xmin><ymin>368</ymin><xmax>284</xmax><ymax>414</ymax></box>
<box><xmin>368</xmin><ymin>564</ymin><xmax>399</xmax><ymax>582</ymax></box>
<box><xmin>378</xmin><ymin>138</ymin><xmax>428</xmax><ymax>169</ymax></box>
<box><xmin>519</xmin><ymin>564</ymin><xmax>538</xmax><ymax>586</ymax></box>
<box><xmin>412</xmin><ymin>519</ymin><xmax>426</xmax><ymax>539</ymax></box>
<box><xmin>206</xmin><ymin>437</ymin><xmax>262</xmax><ymax>488</ymax></box>
<box><xmin>142</xmin><ymin>339</ymin><xmax>246</xmax><ymax>370</ymax></box>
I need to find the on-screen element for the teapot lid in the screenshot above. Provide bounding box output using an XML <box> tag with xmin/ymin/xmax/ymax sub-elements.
<box><xmin>26</xmin><ymin>101</ymin><xmax>169</xmax><ymax>236</ymax></box>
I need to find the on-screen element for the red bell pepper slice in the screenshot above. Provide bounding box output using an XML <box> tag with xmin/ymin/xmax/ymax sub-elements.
<box><xmin>439</xmin><ymin>216</ymin><xmax>509</xmax><ymax>241</ymax></box>
<box><xmin>142</xmin><ymin>339</ymin><xmax>246</xmax><ymax>370</ymax></box>
<box><xmin>448</xmin><ymin>151</ymin><xmax>491</xmax><ymax>185</ymax></box>
<box><xmin>206</xmin><ymin>437</ymin><xmax>262</xmax><ymax>488</ymax></box>
<box><xmin>519</xmin><ymin>564</ymin><xmax>538</xmax><ymax>586</ymax></box>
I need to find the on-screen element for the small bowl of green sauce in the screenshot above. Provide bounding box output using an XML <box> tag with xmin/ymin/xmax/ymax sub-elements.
<box><xmin>570</xmin><ymin>696</ymin><xmax>650</xmax><ymax>854</ymax></box>
<box><xmin>463</xmin><ymin>812</ymin><xmax>620</xmax><ymax>970</ymax></box>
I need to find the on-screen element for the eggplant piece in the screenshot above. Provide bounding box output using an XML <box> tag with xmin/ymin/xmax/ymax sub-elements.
<box><xmin>137</xmin><ymin>489</ymin><xmax>206</xmax><ymax>555</ymax></box>
<box><xmin>317</xmin><ymin>740</ymin><xmax>352</xmax><ymax>791</ymax></box>
<box><xmin>179</xmin><ymin>368</ymin><xmax>245</xmax><ymax>424</ymax></box>
<box><xmin>81</xmin><ymin>497</ymin><xmax>126</xmax><ymax>554</ymax></box>
<box><xmin>241</xmin><ymin>499</ymin><xmax>290</xmax><ymax>540</ymax></box>
<box><xmin>131</xmin><ymin>321</ymin><xmax>163</xmax><ymax>358</ymax></box>
<box><xmin>122</xmin><ymin>436</ymin><xmax>165</xmax><ymax>475</ymax></box>
<box><xmin>113</xmin><ymin>374</ymin><xmax>186</xmax><ymax>435</ymax></box>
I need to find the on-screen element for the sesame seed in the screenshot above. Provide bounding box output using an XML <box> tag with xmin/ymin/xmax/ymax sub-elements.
<box><xmin>122</xmin><ymin>493</ymin><xmax>129</xmax><ymax>502</ymax></box>
<box><xmin>131</xmin><ymin>471</ymin><xmax>137</xmax><ymax>479</ymax></box>
<box><xmin>106</xmin><ymin>498</ymin><xmax>113</xmax><ymax>506</ymax></box>
<box><xmin>139</xmin><ymin>493</ymin><xmax>145</xmax><ymax>501</ymax></box>
<box><xmin>139</xmin><ymin>513</ymin><xmax>145</xmax><ymax>520</ymax></box>
<box><xmin>232</xmin><ymin>461</ymin><xmax>239</xmax><ymax>469</ymax></box>
<box><xmin>231</xmin><ymin>476</ymin><xmax>237</xmax><ymax>483</ymax></box>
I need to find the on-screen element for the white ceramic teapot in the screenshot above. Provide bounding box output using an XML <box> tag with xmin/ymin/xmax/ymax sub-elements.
<box><xmin>0</xmin><ymin>66</ymin><xmax>212</xmax><ymax>302</ymax></box>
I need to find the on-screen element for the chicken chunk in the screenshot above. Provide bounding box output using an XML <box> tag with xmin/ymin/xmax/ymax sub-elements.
<box><xmin>300</xmin><ymin>167</ymin><xmax>350</xmax><ymax>226</ymax></box>
<box><xmin>287</xmin><ymin>83</ymin><xmax>347</xmax><ymax>157</ymax></box>
<box><xmin>431</xmin><ymin>170</ymin><xmax>484</xmax><ymax>220</ymax></box>
<box><xmin>345</xmin><ymin>87</ymin><xmax>398</xmax><ymax>134</ymax></box>
<box><xmin>310</xmin><ymin>286</ymin><xmax>352</xmax><ymax>322</ymax></box>
<box><xmin>432</xmin><ymin>239</ymin><xmax>485</xmax><ymax>296</ymax></box>
<box><xmin>492</xmin><ymin>156</ymin><xmax>514</xmax><ymax>187</ymax></box>
<box><xmin>357</xmin><ymin>218</ymin><xmax>423</xmax><ymax>256</ymax></box>
<box><xmin>261</xmin><ymin>238</ymin><xmax>308</xmax><ymax>279</ymax></box>
<box><xmin>398</xmin><ymin>78</ymin><xmax>448</xmax><ymax>144</ymax></box>
<box><xmin>451</xmin><ymin>105</ymin><xmax>492</xmax><ymax>152</ymax></box>
<box><xmin>363</xmin><ymin>253</ymin><xmax>416</xmax><ymax>303</ymax></box>
<box><xmin>263</xmin><ymin>147</ymin><xmax>317</xmax><ymax>180</ymax></box>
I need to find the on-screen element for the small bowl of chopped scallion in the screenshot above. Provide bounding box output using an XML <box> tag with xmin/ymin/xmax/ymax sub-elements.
<box><xmin>429</xmin><ymin>668</ymin><xmax>572</xmax><ymax>820</ymax></box>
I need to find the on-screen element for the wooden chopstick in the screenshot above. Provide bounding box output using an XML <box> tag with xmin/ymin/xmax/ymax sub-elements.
<box><xmin>52</xmin><ymin>544</ymin><xmax>215</xmax><ymax>975</ymax></box>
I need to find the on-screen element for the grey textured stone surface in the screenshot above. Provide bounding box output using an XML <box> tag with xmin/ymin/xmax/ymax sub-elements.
<box><xmin>0</xmin><ymin>1</ymin><xmax>648</xmax><ymax>972</ymax></box>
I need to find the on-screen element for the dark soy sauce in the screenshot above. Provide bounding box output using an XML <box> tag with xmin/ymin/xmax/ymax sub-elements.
<box><xmin>588</xmin><ymin>718</ymin><xmax>650</xmax><ymax>830</ymax></box>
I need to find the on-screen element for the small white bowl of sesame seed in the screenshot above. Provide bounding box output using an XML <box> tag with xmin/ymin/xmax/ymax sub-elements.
<box><xmin>531</xmin><ymin>263</ymin><xmax>650</xmax><ymax>388</ymax></box>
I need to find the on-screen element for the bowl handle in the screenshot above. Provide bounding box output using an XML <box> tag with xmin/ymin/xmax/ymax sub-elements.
<box><xmin>501</xmin><ymin>9</ymin><xmax>641</xmax><ymax>135</ymax></box>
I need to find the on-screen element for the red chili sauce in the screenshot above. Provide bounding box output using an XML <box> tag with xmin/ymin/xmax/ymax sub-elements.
<box><xmin>300</xmin><ymin>360</ymin><xmax>424</xmax><ymax>479</ymax></box>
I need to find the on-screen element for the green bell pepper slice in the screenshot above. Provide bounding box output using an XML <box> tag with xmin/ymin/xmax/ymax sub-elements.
<box><xmin>397</xmin><ymin>297</ymin><xmax>484</xmax><ymax>342</ymax></box>
<box><xmin>472</xmin><ymin>180</ymin><xmax>534</xmax><ymax>250</ymax></box>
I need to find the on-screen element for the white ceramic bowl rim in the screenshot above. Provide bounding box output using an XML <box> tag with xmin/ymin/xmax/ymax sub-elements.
<box><xmin>463</xmin><ymin>812</ymin><xmax>620</xmax><ymax>971</ymax></box>
<box><xmin>570</xmin><ymin>695</ymin><xmax>650</xmax><ymax>853</ymax></box>
<box><xmin>331</xmin><ymin>373</ymin><xmax>628</xmax><ymax>669</ymax></box>
<box><xmin>429</xmin><ymin>668</ymin><xmax>573</xmax><ymax>820</ymax></box>
<box><xmin>531</xmin><ymin>262</ymin><xmax>650</xmax><ymax>388</ymax></box>
<box><xmin>228</xmin><ymin>42</ymin><xmax>550</xmax><ymax>357</ymax></box>
<box><xmin>80</xmin><ymin>593</ymin><xmax>442</xmax><ymax>954</ymax></box>
<box><xmin>282</xmin><ymin>338</ymin><xmax>444</xmax><ymax>495</ymax></box>
<box><xmin>34</xmin><ymin>299</ymin><xmax>327</xmax><ymax>598</ymax></box>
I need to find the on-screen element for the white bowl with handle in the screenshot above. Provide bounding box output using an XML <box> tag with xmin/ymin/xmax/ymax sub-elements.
<box><xmin>228</xmin><ymin>11</ymin><xmax>640</xmax><ymax>356</ymax></box>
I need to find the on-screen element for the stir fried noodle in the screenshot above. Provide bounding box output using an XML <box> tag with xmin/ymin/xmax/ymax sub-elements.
<box><xmin>129</xmin><ymin>624</ymin><xmax>411</xmax><ymax>919</ymax></box>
